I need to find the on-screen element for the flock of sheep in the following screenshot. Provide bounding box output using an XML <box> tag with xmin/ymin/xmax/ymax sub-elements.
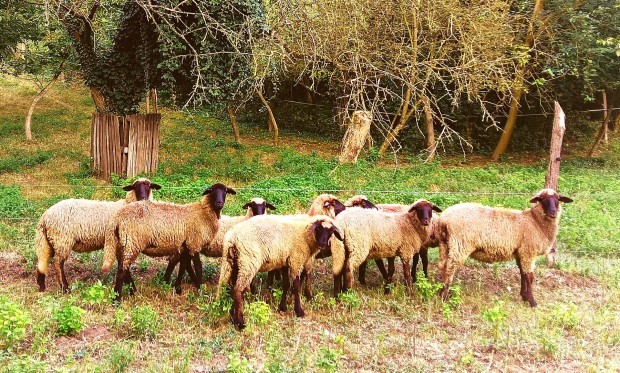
<box><xmin>34</xmin><ymin>177</ymin><xmax>573</xmax><ymax>329</ymax></box>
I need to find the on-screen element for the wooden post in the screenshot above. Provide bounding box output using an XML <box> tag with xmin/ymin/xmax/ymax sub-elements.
<box><xmin>544</xmin><ymin>101</ymin><xmax>565</xmax><ymax>267</ymax></box>
<box><xmin>338</xmin><ymin>111</ymin><xmax>372</xmax><ymax>163</ymax></box>
<box><xmin>603</xmin><ymin>91</ymin><xmax>608</xmax><ymax>143</ymax></box>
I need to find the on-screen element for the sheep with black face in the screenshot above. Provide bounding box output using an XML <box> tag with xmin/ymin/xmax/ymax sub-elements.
<box><xmin>436</xmin><ymin>188</ymin><xmax>573</xmax><ymax>307</ymax></box>
<box><xmin>101</xmin><ymin>183</ymin><xmax>235</xmax><ymax>300</ymax></box>
<box><xmin>35</xmin><ymin>178</ymin><xmax>160</xmax><ymax>293</ymax></box>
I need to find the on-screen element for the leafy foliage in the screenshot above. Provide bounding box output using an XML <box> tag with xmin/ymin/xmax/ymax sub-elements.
<box><xmin>0</xmin><ymin>296</ymin><xmax>31</xmax><ymax>350</ymax></box>
<box><xmin>51</xmin><ymin>298</ymin><xmax>85</xmax><ymax>336</ymax></box>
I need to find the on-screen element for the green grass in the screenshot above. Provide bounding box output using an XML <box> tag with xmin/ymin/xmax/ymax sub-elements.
<box><xmin>1</xmin><ymin>74</ymin><xmax>620</xmax><ymax>371</ymax></box>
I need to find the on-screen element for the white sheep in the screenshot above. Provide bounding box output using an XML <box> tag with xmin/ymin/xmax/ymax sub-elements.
<box><xmin>101</xmin><ymin>183</ymin><xmax>236</xmax><ymax>300</ymax></box>
<box><xmin>35</xmin><ymin>178</ymin><xmax>160</xmax><ymax>293</ymax></box>
<box><xmin>331</xmin><ymin>199</ymin><xmax>441</xmax><ymax>296</ymax></box>
<box><xmin>218</xmin><ymin>214</ymin><xmax>343</xmax><ymax>329</ymax></box>
<box><xmin>162</xmin><ymin>197</ymin><xmax>275</xmax><ymax>283</ymax></box>
<box><xmin>436</xmin><ymin>188</ymin><xmax>573</xmax><ymax>307</ymax></box>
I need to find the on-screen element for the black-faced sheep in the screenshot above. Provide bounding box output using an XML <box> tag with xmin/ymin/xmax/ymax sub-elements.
<box><xmin>436</xmin><ymin>188</ymin><xmax>573</xmax><ymax>307</ymax></box>
<box><xmin>162</xmin><ymin>197</ymin><xmax>275</xmax><ymax>283</ymax></box>
<box><xmin>101</xmin><ymin>183</ymin><xmax>235</xmax><ymax>300</ymax></box>
<box><xmin>219</xmin><ymin>214</ymin><xmax>343</xmax><ymax>329</ymax></box>
<box><xmin>331</xmin><ymin>200</ymin><xmax>441</xmax><ymax>296</ymax></box>
<box><xmin>35</xmin><ymin>178</ymin><xmax>161</xmax><ymax>293</ymax></box>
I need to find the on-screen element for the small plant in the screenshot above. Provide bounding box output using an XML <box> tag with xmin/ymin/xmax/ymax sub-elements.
<box><xmin>337</xmin><ymin>289</ymin><xmax>361</xmax><ymax>310</ymax></box>
<box><xmin>0</xmin><ymin>296</ymin><xmax>31</xmax><ymax>349</ymax></box>
<box><xmin>481</xmin><ymin>300</ymin><xmax>508</xmax><ymax>343</ymax></box>
<box><xmin>248</xmin><ymin>301</ymin><xmax>272</xmax><ymax>327</ymax></box>
<box><xmin>459</xmin><ymin>350</ymin><xmax>476</xmax><ymax>366</ymax></box>
<box><xmin>52</xmin><ymin>299</ymin><xmax>85</xmax><ymax>336</ymax></box>
<box><xmin>443</xmin><ymin>283</ymin><xmax>463</xmax><ymax>321</ymax></box>
<box><xmin>80</xmin><ymin>281</ymin><xmax>115</xmax><ymax>306</ymax></box>
<box><xmin>415</xmin><ymin>275</ymin><xmax>442</xmax><ymax>303</ymax></box>
<box><xmin>227</xmin><ymin>351</ymin><xmax>253</xmax><ymax>373</ymax></box>
<box><xmin>538</xmin><ymin>329</ymin><xmax>560</xmax><ymax>357</ymax></box>
<box><xmin>544</xmin><ymin>303</ymin><xmax>579</xmax><ymax>330</ymax></box>
<box><xmin>1</xmin><ymin>355</ymin><xmax>48</xmax><ymax>373</ymax></box>
<box><xmin>107</xmin><ymin>342</ymin><xmax>135</xmax><ymax>373</ymax></box>
<box><xmin>130</xmin><ymin>305</ymin><xmax>161</xmax><ymax>339</ymax></box>
<box><xmin>315</xmin><ymin>346</ymin><xmax>342</xmax><ymax>373</ymax></box>
<box><xmin>138</xmin><ymin>258</ymin><xmax>149</xmax><ymax>272</ymax></box>
<box><xmin>201</xmin><ymin>289</ymin><xmax>234</xmax><ymax>321</ymax></box>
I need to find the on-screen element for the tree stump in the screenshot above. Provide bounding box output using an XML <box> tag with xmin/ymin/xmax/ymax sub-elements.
<box><xmin>338</xmin><ymin>111</ymin><xmax>372</xmax><ymax>163</ymax></box>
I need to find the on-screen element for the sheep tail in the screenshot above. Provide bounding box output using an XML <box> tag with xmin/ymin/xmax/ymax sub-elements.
<box><xmin>35</xmin><ymin>222</ymin><xmax>52</xmax><ymax>275</ymax></box>
<box><xmin>101</xmin><ymin>223</ymin><xmax>119</xmax><ymax>276</ymax></box>
<box><xmin>216</xmin><ymin>243</ymin><xmax>235</xmax><ymax>300</ymax></box>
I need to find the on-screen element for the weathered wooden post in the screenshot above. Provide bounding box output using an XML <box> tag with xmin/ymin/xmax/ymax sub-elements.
<box><xmin>338</xmin><ymin>110</ymin><xmax>372</xmax><ymax>163</ymax></box>
<box><xmin>544</xmin><ymin>101</ymin><xmax>565</xmax><ymax>267</ymax></box>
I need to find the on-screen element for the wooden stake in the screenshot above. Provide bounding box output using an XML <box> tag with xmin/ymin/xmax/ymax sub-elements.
<box><xmin>544</xmin><ymin>101</ymin><xmax>565</xmax><ymax>267</ymax></box>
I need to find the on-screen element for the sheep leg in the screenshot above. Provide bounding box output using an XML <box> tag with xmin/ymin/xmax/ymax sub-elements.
<box><xmin>375</xmin><ymin>259</ymin><xmax>389</xmax><ymax>280</ymax></box>
<box><xmin>402</xmin><ymin>257</ymin><xmax>412</xmax><ymax>291</ymax></box>
<box><xmin>292</xmin><ymin>274</ymin><xmax>305</xmax><ymax>318</ymax></box>
<box><xmin>358</xmin><ymin>261</ymin><xmax>368</xmax><ymax>285</ymax></box>
<box><xmin>383</xmin><ymin>257</ymin><xmax>395</xmax><ymax>294</ymax></box>
<box><xmin>515</xmin><ymin>257</ymin><xmax>529</xmax><ymax>302</ymax></box>
<box><xmin>343</xmin><ymin>259</ymin><xmax>354</xmax><ymax>292</ymax></box>
<box><xmin>163</xmin><ymin>255</ymin><xmax>180</xmax><ymax>284</ymax></box>
<box><xmin>174</xmin><ymin>251</ymin><xmax>190</xmax><ymax>295</ymax></box>
<box><xmin>279</xmin><ymin>267</ymin><xmax>290</xmax><ymax>312</ymax></box>
<box><xmin>421</xmin><ymin>248</ymin><xmax>429</xmax><ymax>279</ymax></box>
<box><xmin>59</xmin><ymin>260</ymin><xmax>70</xmax><ymax>293</ymax></box>
<box><xmin>266</xmin><ymin>270</ymin><xmax>276</xmax><ymax>289</ymax></box>
<box><xmin>301</xmin><ymin>270</ymin><xmax>313</xmax><ymax>301</ymax></box>
<box><xmin>191</xmin><ymin>253</ymin><xmax>202</xmax><ymax>290</ymax></box>
<box><xmin>53</xmin><ymin>257</ymin><xmax>68</xmax><ymax>293</ymax></box>
<box><xmin>440</xmin><ymin>259</ymin><xmax>459</xmax><ymax>301</ymax></box>
<box><xmin>124</xmin><ymin>269</ymin><xmax>136</xmax><ymax>296</ymax></box>
<box><xmin>113</xmin><ymin>259</ymin><xmax>126</xmax><ymax>302</ymax></box>
<box><xmin>525</xmin><ymin>272</ymin><xmax>537</xmax><ymax>307</ymax></box>
<box><xmin>36</xmin><ymin>268</ymin><xmax>46</xmax><ymax>292</ymax></box>
<box><xmin>231</xmin><ymin>284</ymin><xmax>246</xmax><ymax>329</ymax></box>
<box><xmin>333</xmin><ymin>273</ymin><xmax>342</xmax><ymax>298</ymax></box>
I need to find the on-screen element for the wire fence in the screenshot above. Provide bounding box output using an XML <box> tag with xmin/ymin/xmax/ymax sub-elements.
<box><xmin>1</xmin><ymin>184</ymin><xmax>618</xmax><ymax>258</ymax></box>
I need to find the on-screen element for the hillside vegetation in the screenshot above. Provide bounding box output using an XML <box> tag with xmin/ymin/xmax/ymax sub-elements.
<box><xmin>0</xmin><ymin>76</ymin><xmax>619</xmax><ymax>371</ymax></box>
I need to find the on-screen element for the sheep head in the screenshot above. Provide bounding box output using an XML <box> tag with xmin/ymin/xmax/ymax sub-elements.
<box><xmin>344</xmin><ymin>195</ymin><xmax>378</xmax><ymax>210</ymax></box>
<box><xmin>242</xmin><ymin>197</ymin><xmax>276</xmax><ymax>216</ymax></box>
<box><xmin>310</xmin><ymin>217</ymin><xmax>343</xmax><ymax>252</ymax></box>
<box><xmin>309</xmin><ymin>194</ymin><xmax>346</xmax><ymax>217</ymax></box>
<box><xmin>408</xmin><ymin>199</ymin><xmax>442</xmax><ymax>226</ymax></box>
<box><xmin>123</xmin><ymin>178</ymin><xmax>161</xmax><ymax>201</ymax></box>
<box><xmin>529</xmin><ymin>189</ymin><xmax>573</xmax><ymax>218</ymax></box>
<box><xmin>203</xmin><ymin>183</ymin><xmax>236</xmax><ymax>217</ymax></box>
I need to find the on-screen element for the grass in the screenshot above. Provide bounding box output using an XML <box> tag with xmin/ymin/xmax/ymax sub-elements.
<box><xmin>1</xmin><ymin>74</ymin><xmax>620</xmax><ymax>371</ymax></box>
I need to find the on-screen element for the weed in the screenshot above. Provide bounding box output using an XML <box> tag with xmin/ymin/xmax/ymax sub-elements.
<box><xmin>0</xmin><ymin>354</ymin><xmax>48</xmax><ymax>373</ymax></box>
<box><xmin>130</xmin><ymin>305</ymin><xmax>161</xmax><ymax>339</ymax></box>
<box><xmin>248</xmin><ymin>301</ymin><xmax>272</xmax><ymax>327</ymax></box>
<box><xmin>80</xmin><ymin>280</ymin><xmax>115</xmax><ymax>306</ymax></box>
<box><xmin>315</xmin><ymin>346</ymin><xmax>342</xmax><ymax>373</ymax></box>
<box><xmin>51</xmin><ymin>298</ymin><xmax>85</xmax><ymax>336</ymax></box>
<box><xmin>337</xmin><ymin>289</ymin><xmax>361</xmax><ymax>310</ymax></box>
<box><xmin>0</xmin><ymin>151</ymin><xmax>53</xmax><ymax>174</ymax></box>
<box><xmin>0</xmin><ymin>296</ymin><xmax>31</xmax><ymax>350</ymax></box>
<box><xmin>199</xmin><ymin>289</ymin><xmax>233</xmax><ymax>322</ymax></box>
<box><xmin>106</xmin><ymin>342</ymin><xmax>135</xmax><ymax>373</ymax></box>
<box><xmin>227</xmin><ymin>351</ymin><xmax>253</xmax><ymax>373</ymax></box>
<box><xmin>538</xmin><ymin>329</ymin><xmax>561</xmax><ymax>357</ymax></box>
<box><xmin>137</xmin><ymin>258</ymin><xmax>149</xmax><ymax>273</ymax></box>
<box><xmin>543</xmin><ymin>303</ymin><xmax>580</xmax><ymax>330</ymax></box>
<box><xmin>481</xmin><ymin>300</ymin><xmax>508</xmax><ymax>344</ymax></box>
<box><xmin>415</xmin><ymin>275</ymin><xmax>442</xmax><ymax>303</ymax></box>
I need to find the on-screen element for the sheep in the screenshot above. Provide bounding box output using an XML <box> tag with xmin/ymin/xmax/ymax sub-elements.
<box><xmin>35</xmin><ymin>178</ymin><xmax>161</xmax><ymax>293</ymax></box>
<box><xmin>331</xmin><ymin>199</ymin><xmax>441</xmax><ymax>296</ymax></box>
<box><xmin>218</xmin><ymin>214</ymin><xmax>343</xmax><ymax>329</ymax></box>
<box><xmin>345</xmin><ymin>195</ymin><xmax>437</xmax><ymax>285</ymax></box>
<box><xmin>101</xmin><ymin>183</ymin><xmax>236</xmax><ymax>300</ymax></box>
<box><xmin>265</xmin><ymin>193</ymin><xmax>345</xmax><ymax>299</ymax></box>
<box><xmin>436</xmin><ymin>188</ymin><xmax>573</xmax><ymax>307</ymax></box>
<box><xmin>162</xmin><ymin>197</ymin><xmax>275</xmax><ymax>283</ymax></box>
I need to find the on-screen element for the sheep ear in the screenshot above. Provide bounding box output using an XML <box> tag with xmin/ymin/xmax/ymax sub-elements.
<box><xmin>202</xmin><ymin>187</ymin><xmax>212</xmax><ymax>195</ymax></box>
<box><xmin>266</xmin><ymin>203</ymin><xmax>276</xmax><ymax>210</ymax></box>
<box><xmin>150</xmin><ymin>183</ymin><xmax>161</xmax><ymax>190</ymax></box>
<box><xmin>122</xmin><ymin>184</ymin><xmax>134</xmax><ymax>191</ymax></box>
<box><xmin>529</xmin><ymin>196</ymin><xmax>542</xmax><ymax>203</ymax></box>
<box><xmin>226</xmin><ymin>187</ymin><xmax>237</xmax><ymax>195</ymax></box>
<box><xmin>432</xmin><ymin>204</ymin><xmax>442</xmax><ymax>213</ymax></box>
<box><xmin>242</xmin><ymin>202</ymin><xmax>252</xmax><ymax>209</ymax></box>
<box><xmin>332</xmin><ymin>226</ymin><xmax>344</xmax><ymax>241</ymax></box>
<box><xmin>559</xmin><ymin>195</ymin><xmax>573</xmax><ymax>203</ymax></box>
<box><xmin>408</xmin><ymin>204</ymin><xmax>417</xmax><ymax>213</ymax></box>
<box><xmin>363</xmin><ymin>200</ymin><xmax>378</xmax><ymax>210</ymax></box>
<box><xmin>323</xmin><ymin>201</ymin><xmax>331</xmax><ymax>208</ymax></box>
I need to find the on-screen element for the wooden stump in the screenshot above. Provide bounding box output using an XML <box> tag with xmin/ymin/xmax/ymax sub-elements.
<box><xmin>544</xmin><ymin>101</ymin><xmax>565</xmax><ymax>267</ymax></box>
<box><xmin>338</xmin><ymin>111</ymin><xmax>372</xmax><ymax>163</ymax></box>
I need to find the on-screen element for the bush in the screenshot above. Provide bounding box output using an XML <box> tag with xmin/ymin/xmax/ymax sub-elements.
<box><xmin>52</xmin><ymin>299</ymin><xmax>85</xmax><ymax>335</ymax></box>
<box><xmin>0</xmin><ymin>296</ymin><xmax>31</xmax><ymax>349</ymax></box>
<box><xmin>337</xmin><ymin>290</ymin><xmax>361</xmax><ymax>310</ymax></box>
<box><xmin>248</xmin><ymin>301</ymin><xmax>272</xmax><ymax>327</ymax></box>
<box><xmin>80</xmin><ymin>281</ymin><xmax>115</xmax><ymax>306</ymax></box>
<box><xmin>415</xmin><ymin>275</ymin><xmax>442</xmax><ymax>303</ymax></box>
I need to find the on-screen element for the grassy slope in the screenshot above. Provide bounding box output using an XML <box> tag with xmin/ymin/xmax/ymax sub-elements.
<box><xmin>0</xmin><ymin>75</ymin><xmax>619</xmax><ymax>371</ymax></box>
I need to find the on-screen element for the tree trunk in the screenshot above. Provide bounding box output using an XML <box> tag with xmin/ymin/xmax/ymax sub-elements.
<box><xmin>602</xmin><ymin>91</ymin><xmax>608</xmax><ymax>143</ymax></box>
<box><xmin>257</xmin><ymin>88</ymin><xmax>279</xmax><ymax>146</ymax></box>
<box><xmin>90</xmin><ymin>86</ymin><xmax>109</xmax><ymax>113</ymax></box>
<box><xmin>25</xmin><ymin>62</ymin><xmax>65</xmax><ymax>140</ymax></box>
<box><xmin>588</xmin><ymin>110</ymin><xmax>613</xmax><ymax>157</ymax></box>
<box><xmin>379</xmin><ymin>87</ymin><xmax>416</xmax><ymax>156</ymax></box>
<box><xmin>149</xmin><ymin>88</ymin><xmax>158</xmax><ymax>114</ymax></box>
<box><xmin>227</xmin><ymin>106</ymin><xmax>241</xmax><ymax>143</ymax></box>
<box><xmin>422</xmin><ymin>97</ymin><xmax>436</xmax><ymax>160</ymax></box>
<box><xmin>491</xmin><ymin>0</ymin><xmax>544</xmax><ymax>161</ymax></box>
<box><xmin>544</xmin><ymin>101</ymin><xmax>566</xmax><ymax>268</ymax></box>
<box><xmin>338</xmin><ymin>111</ymin><xmax>372</xmax><ymax>163</ymax></box>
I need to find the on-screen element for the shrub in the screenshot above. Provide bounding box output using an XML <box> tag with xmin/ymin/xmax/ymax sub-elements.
<box><xmin>0</xmin><ymin>296</ymin><xmax>31</xmax><ymax>349</ymax></box>
<box><xmin>415</xmin><ymin>275</ymin><xmax>442</xmax><ymax>303</ymax></box>
<box><xmin>52</xmin><ymin>299</ymin><xmax>85</xmax><ymax>335</ymax></box>
<box><xmin>248</xmin><ymin>301</ymin><xmax>272</xmax><ymax>327</ymax></box>
<box><xmin>337</xmin><ymin>290</ymin><xmax>361</xmax><ymax>310</ymax></box>
<box><xmin>80</xmin><ymin>281</ymin><xmax>115</xmax><ymax>306</ymax></box>
<box><xmin>227</xmin><ymin>351</ymin><xmax>253</xmax><ymax>373</ymax></box>
<box><xmin>315</xmin><ymin>347</ymin><xmax>342</xmax><ymax>373</ymax></box>
<box><xmin>106</xmin><ymin>342</ymin><xmax>135</xmax><ymax>373</ymax></box>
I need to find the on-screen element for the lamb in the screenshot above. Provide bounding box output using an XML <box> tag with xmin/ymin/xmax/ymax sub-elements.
<box><xmin>162</xmin><ymin>197</ymin><xmax>275</xmax><ymax>283</ymax></box>
<box><xmin>345</xmin><ymin>195</ymin><xmax>437</xmax><ymax>285</ymax></box>
<box><xmin>101</xmin><ymin>183</ymin><xmax>236</xmax><ymax>300</ymax></box>
<box><xmin>265</xmin><ymin>193</ymin><xmax>345</xmax><ymax>298</ymax></box>
<box><xmin>436</xmin><ymin>188</ymin><xmax>573</xmax><ymax>307</ymax></box>
<box><xmin>331</xmin><ymin>199</ymin><xmax>441</xmax><ymax>296</ymax></box>
<box><xmin>35</xmin><ymin>178</ymin><xmax>161</xmax><ymax>293</ymax></box>
<box><xmin>218</xmin><ymin>214</ymin><xmax>343</xmax><ymax>329</ymax></box>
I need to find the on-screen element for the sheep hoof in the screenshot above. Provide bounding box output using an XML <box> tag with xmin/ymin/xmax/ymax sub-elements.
<box><xmin>278</xmin><ymin>304</ymin><xmax>287</xmax><ymax>313</ymax></box>
<box><xmin>528</xmin><ymin>300</ymin><xmax>537</xmax><ymax>308</ymax></box>
<box><xmin>295</xmin><ymin>308</ymin><xmax>305</xmax><ymax>318</ymax></box>
<box><xmin>175</xmin><ymin>286</ymin><xmax>183</xmax><ymax>295</ymax></box>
